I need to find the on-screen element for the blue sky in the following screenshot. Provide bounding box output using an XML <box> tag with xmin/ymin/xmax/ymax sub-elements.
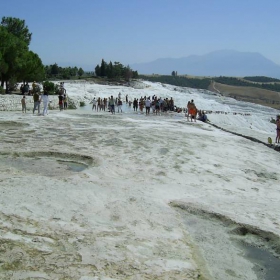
<box><xmin>1</xmin><ymin>0</ymin><xmax>280</xmax><ymax>70</ymax></box>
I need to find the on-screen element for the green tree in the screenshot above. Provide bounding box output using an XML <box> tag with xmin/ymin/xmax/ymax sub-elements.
<box><xmin>0</xmin><ymin>17</ymin><xmax>45</xmax><ymax>90</ymax></box>
<box><xmin>0</xmin><ymin>25</ymin><xmax>28</xmax><ymax>88</ymax></box>
<box><xmin>50</xmin><ymin>63</ymin><xmax>59</xmax><ymax>75</ymax></box>
<box><xmin>132</xmin><ymin>70</ymin><xmax>139</xmax><ymax>79</ymax></box>
<box><xmin>1</xmin><ymin>17</ymin><xmax>32</xmax><ymax>46</ymax></box>
<box><xmin>123</xmin><ymin>65</ymin><xmax>133</xmax><ymax>81</ymax></box>
<box><xmin>113</xmin><ymin>62</ymin><xmax>124</xmax><ymax>78</ymax></box>
<box><xmin>70</xmin><ymin>66</ymin><xmax>78</xmax><ymax>76</ymax></box>
<box><xmin>106</xmin><ymin>61</ymin><xmax>114</xmax><ymax>78</ymax></box>
<box><xmin>19</xmin><ymin>51</ymin><xmax>45</xmax><ymax>82</ymax></box>
<box><xmin>100</xmin><ymin>59</ymin><xmax>107</xmax><ymax>77</ymax></box>
<box><xmin>95</xmin><ymin>64</ymin><xmax>101</xmax><ymax>76</ymax></box>
<box><xmin>77</xmin><ymin>67</ymin><xmax>84</xmax><ymax>77</ymax></box>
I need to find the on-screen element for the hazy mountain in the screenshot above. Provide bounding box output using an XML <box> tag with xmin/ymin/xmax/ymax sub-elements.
<box><xmin>131</xmin><ymin>50</ymin><xmax>280</xmax><ymax>78</ymax></box>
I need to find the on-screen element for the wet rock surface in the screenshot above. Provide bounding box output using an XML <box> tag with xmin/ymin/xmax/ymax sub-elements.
<box><xmin>0</xmin><ymin>107</ymin><xmax>279</xmax><ymax>279</ymax></box>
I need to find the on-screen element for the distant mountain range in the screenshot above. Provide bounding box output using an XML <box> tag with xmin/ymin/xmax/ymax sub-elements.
<box><xmin>131</xmin><ymin>50</ymin><xmax>280</xmax><ymax>78</ymax></box>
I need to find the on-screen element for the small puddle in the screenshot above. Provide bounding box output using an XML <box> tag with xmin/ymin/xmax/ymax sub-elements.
<box><xmin>244</xmin><ymin>244</ymin><xmax>280</xmax><ymax>280</ymax></box>
<box><xmin>57</xmin><ymin>160</ymin><xmax>87</xmax><ymax>172</ymax></box>
<box><xmin>0</xmin><ymin>153</ymin><xmax>90</xmax><ymax>177</ymax></box>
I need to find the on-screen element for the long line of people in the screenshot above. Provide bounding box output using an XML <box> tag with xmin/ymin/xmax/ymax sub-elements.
<box><xmin>91</xmin><ymin>94</ymin><xmax>176</xmax><ymax>116</ymax></box>
<box><xmin>90</xmin><ymin>94</ymin><xmax>210</xmax><ymax>122</ymax></box>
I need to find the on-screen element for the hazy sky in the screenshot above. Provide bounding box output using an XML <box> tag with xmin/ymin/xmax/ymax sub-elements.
<box><xmin>1</xmin><ymin>0</ymin><xmax>280</xmax><ymax>70</ymax></box>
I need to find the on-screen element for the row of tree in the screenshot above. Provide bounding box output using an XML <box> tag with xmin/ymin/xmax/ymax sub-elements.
<box><xmin>0</xmin><ymin>17</ymin><xmax>45</xmax><ymax>91</ymax></box>
<box><xmin>45</xmin><ymin>64</ymin><xmax>85</xmax><ymax>79</ymax></box>
<box><xmin>95</xmin><ymin>59</ymin><xmax>138</xmax><ymax>80</ymax></box>
<box><xmin>243</xmin><ymin>76</ymin><xmax>280</xmax><ymax>83</ymax></box>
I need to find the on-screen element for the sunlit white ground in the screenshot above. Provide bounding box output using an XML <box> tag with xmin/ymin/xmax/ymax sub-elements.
<box><xmin>0</xmin><ymin>80</ymin><xmax>279</xmax><ymax>279</ymax></box>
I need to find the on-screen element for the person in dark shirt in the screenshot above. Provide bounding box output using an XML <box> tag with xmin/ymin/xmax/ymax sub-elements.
<box><xmin>58</xmin><ymin>94</ymin><xmax>64</xmax><ymax>111</ymax></box>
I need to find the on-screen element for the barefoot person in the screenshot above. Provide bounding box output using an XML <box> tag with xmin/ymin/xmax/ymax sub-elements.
<box><xmin>117</xmin><ymin>98</ymin><xmax>123</xmax><ymax>113</ymax></box>
<box><xmin>108</xmin><ymin>95</ymin><xmax>115</xmax><ymax>114</ymax></box>
<box><xmin>63</xmin><ymin>94</ymin><xmax>68</xmax><ymax>109</ymax></box>
<box><xmin>276</xmin><ymin>115</ymin><xmax>280</xmax><ymax>144</ymax></box>
<box><xmin>21</xmin><ymin>96</ymin><xmax>26</xmax><ymax>113</ymax></box>
<box><xmin>58</xmin><ymin>93</ymin><xmax>64</xmax><ymax>111</ymax></box>
<box><xmin>145</xmin><ymin>97</ymin><xmax>151</xmax><ymax>115</ymax></box>
<box><xmin>188</xmin><ymin>100</ymin><xmax>197</xmax><ymax>122</ymax></box>
<box><xmin>41</xmin><ymin>90</ymin><xmax>49</xmax><ymax>116</ymax></box>
<box><xmin>33</xmin><ymin>91</ymin><xmax>41</xmax><ymax>114</ymax></box>
<box><xmin>92</xmin><ymin>97</ymin><xmax>97</xmax><ymax>111</ymax></box>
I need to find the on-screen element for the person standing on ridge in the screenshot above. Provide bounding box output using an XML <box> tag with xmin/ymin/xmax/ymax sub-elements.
<box><xmin>133</xmin><ymin>98</ymin><xmax>138</xmax><ymax>111</ymax></box>
<box><xmin>92</xmin><ymin>97</ymin><xmax>97</xmax><ymax>111</ymax></box>
<box><xmin>145</xmin><ymin>97</ymin><xmax>151</xmax><ymax>115</ymax></box>
<box><xmin>21</xmin><ymin>96</ymin><xmax>26</xmax><ymax>113</ymax></box>
<box><xmin>63</xmin><ymin>94</ymin><xmax>68</xmax><ymax>109</ymax></box>
<box><xmin>109</xmin><ymin>95</ymin><xmax>115</xmax><ymax>114</ymax></box>
<box><xmin>58</xmin><ymin>93</ymin><xmax>64</xmax><ymax>111</ymax></box>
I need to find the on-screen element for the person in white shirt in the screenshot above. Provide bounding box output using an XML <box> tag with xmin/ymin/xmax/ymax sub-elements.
<box><xmin>92</xmin><ymin>97</ymin><xmax>97</xmax><ymax>111</ymax></box>
<box><xmin>117</xmin><ymin>99</ymin><xmax>123</xmax><ymax>113</ymax></box>
<box><xmin>41</xmin><ymin>91</ymin><xmax>49</xmax><ymax>116</ymax></box>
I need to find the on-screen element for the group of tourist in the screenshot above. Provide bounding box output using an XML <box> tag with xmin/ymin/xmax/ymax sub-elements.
<box><xmin>90</xmin><ymin>94</ymin><xmax>209</xmax><ymax>121</ymax></box>
<box><xmin>91</xmin><ymin>94</ymin><xmax>176</xmax><ymax>116</ymax></box>
<box><xmin>131</xmin><ymin>95</ymin><xmax>175</xmax><ymax>115</ymax></box>
<box><xmin>20</xmin><ymin>81</ymin><xmax>40</xmax><ymax>95</ymax></box>
<box><xmin>25</xmin><ymin>88</ymin><xmax>50</xmax><ymax>116</ymax></box>
<box><xmin>20</xmin><ymin>82</ymin><xmax>68</xmax><ymax>116</ymax></box>
<box><xmin>184</xmin><ymin>99</ymin><xmax>208</xmax><ymax>122</ymax></box>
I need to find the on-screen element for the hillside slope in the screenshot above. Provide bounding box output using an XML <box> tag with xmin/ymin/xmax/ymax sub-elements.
<box><xmin>209</xmin><ymin>81</ymin><xmax>280</xmax><ymax>109</ymax></box>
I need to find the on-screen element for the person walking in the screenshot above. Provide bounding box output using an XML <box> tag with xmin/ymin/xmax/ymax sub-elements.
<box><xmin>41</xmin><ymin>90</ymin><xmax>49</xmax><ymax>116</ymax></box>
<box><xmin>186</xmin><ymin>101</ymin><xmax>191</xmax><ymax>121</ymax></box>
<box><xmin>189</xmin><ymin>100</ymin><xmax>197</xmax><ymax>122</ymax></box>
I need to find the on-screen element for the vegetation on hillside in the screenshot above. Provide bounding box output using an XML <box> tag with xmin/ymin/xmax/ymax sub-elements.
<box><xmin>213</xmin><ymin>76</ymin><xmax>280</xmax><ymax>92</ymax></box>
<box><xmin>139</xmin><ymin>75</ymin><xmax>211</xmax><ymax>89</ymax></box>
<box><xmin>45</xmin><ymin>64</ymin><xmax>88</xmax><ymax>80</ymax></box>
<box><xmin>243</xmin><ymin>76</ymin><xmax>280</xmax><ymax>83</ymax></box>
